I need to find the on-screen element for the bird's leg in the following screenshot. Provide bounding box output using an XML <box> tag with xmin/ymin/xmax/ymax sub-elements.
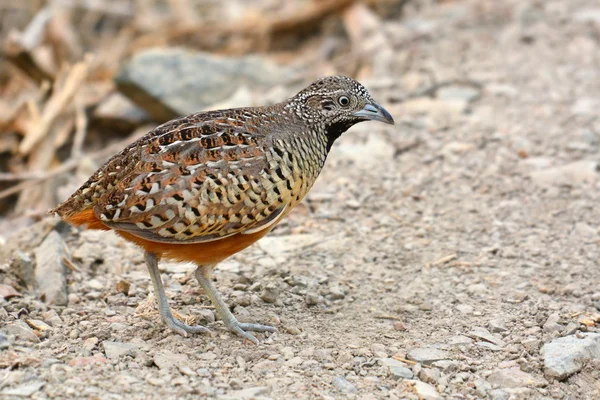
<box><xmin>144</xmin><ymin>251</ymin><xmax>210</xmax><ymax>336</ymax></box>
<box><xmin>194</xmin><ymin>265</ymin><xmax>276</xmax><ymax>344</ymax></box>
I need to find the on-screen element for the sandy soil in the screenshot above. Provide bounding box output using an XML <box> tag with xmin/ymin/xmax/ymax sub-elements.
<box><xmin>2</xmin><ymin>0</ymin><xmax>600</xmax><ymax>399</ymax></box>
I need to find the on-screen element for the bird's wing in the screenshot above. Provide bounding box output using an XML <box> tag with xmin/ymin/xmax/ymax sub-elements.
<box><xmin>94</xmin><ymin>108</ymin><xmax>293</xmax><ymax>243</ymax></box>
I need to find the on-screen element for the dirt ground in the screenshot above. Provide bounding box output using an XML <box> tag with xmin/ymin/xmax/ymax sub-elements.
<box><xmin>2</xmin><ymin>0</ymin><xmax>600</xmax><ymax>399</ymax></box>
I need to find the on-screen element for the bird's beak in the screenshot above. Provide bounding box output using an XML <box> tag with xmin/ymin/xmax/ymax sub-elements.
<box><xmin>353</xmin><ymin>102</ymin><xmax>395</xmax><ymax>125</ymax></box>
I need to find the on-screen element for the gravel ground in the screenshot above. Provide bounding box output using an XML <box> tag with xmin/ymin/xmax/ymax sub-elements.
<box><xmin>2</xmin><ymin>0</ymin><xmax>600</xmax><ymax>399</ymax></box>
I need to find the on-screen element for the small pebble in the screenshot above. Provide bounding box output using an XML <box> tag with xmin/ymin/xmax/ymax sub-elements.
<box><xmin>260</xmin><ymin>283</ymin><xmax>279</xmax><ymax>303</ymax></box>
<box><xmin>229</xmin><ymin>378</ymin><xmax>243</xmax><ymax>390</ymax></box>
<box><xmin>393</xmin><ymin>321</ymin><xmax>408</xmax><ymax>331</ymax></box>
<box><xmin>332</xmin><ymin>376</ymin><xmax>356</xmax><ymax>394</ymax></box>
<box><xmin>305</xmin><ymin>292</ymin><xmax>320</xmax><ymax>306</ymax></box>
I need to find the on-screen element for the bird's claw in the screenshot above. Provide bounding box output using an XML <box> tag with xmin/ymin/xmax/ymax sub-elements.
<box><xmin>227</xmin><ymin>321</ymin><xmax>277</xmax><ymax>344</ymax></box>
<box><xmin>165</xmin><ymin>318</ymin><xmax>210</xmax><ymax>337</ymax></box>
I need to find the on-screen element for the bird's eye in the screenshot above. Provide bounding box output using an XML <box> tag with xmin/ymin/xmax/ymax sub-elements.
<box><xmin>338</xmin><ymin>96</ymin><xmax>350</xmax><ymax>106</ymax></box>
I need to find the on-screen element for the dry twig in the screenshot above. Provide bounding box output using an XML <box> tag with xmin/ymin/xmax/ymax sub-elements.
<box><xmin>19</xmin><ymin>54</ymin><xmax>93</xmax><ymax>155</ymax></box>
<box><xmin>3</xmin><ymin>7</ymin><xmax>54</xmax><ymax>84</ymax></box>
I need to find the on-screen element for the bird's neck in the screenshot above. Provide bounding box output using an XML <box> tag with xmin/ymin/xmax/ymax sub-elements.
<box><xmin>324</xmin><ymin>120</ymin><xmax>359</xmax><ymax>152</ymax></box>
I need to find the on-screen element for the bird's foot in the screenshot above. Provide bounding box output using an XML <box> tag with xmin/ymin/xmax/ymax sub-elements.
<box><xmin>163</xmin><ymin>314</ymin><xmax>210</xmax><ymax>337</ymax></box>
<box><xmin>226</xmin><ymin>319</ymin><xmax>277</xmax><ymax>345</ymax></box>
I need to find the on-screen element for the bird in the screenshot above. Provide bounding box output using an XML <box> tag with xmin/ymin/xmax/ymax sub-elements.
<box><xmin>51</xmin><ymin>76</ymin><xmax>394</xmax><ymax>343</ymax></box>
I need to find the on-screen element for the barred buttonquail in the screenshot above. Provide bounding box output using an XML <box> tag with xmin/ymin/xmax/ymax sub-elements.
<box><xmin>52</xmin><ymin>76</ymin><xmax>394</xmax><ymax>343</ymax></box>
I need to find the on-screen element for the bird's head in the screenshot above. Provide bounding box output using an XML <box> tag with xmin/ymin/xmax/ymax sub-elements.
<box><xmin>289</xmin><ymin>76</ymin><xmax>394</xmax><ymax>148</ymax></box>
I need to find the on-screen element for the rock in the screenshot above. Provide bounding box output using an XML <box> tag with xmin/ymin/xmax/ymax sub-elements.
<box><xmin>86</xmin><ymin>278</ymin><xmax>104</xmax><ymax>291</ymax></box>
<box><xmin>3</xmin><ymin>320</ymin><xmax>40</xmax><ymax>343</ymax></box>
<box><xmin>476</xmin><ymin>342</ymin><xmax>503</xmax><ymax>352</ymax></box>
<box><xmin>260</xmin><ymin>283</ymin><xmax>279</xmax><ymax>303</ymax></box>
<box><xmin>285</xmin><ymin>356</ymin><xmax>304</xmax><ymax>367</ymax></box>
<box><xmin>229</xmin><ymin>378</ymin><xmax>243</xmax><ymax>390</ymax></box>
<box><xmin>35</xmin><ymin>231</ymin><xmax>69</xmax><ymax>306</ymax></box>
<box><xmin>153</xmin><ymin>350</ymin><xmax>190</xmax><ymax>370</ymax></box>
<box><xmin>83</xmin><ymin>337</ymin><xmax>98</xmax><ymax>350</ymax></box>
<box><xmin>93</xmin><ymin>92</ymin><xmax>150</xmax><ymax>131</ymax></box>
<box><xmin>419</xmin><ymin>367</ymin><xmax>441</xmax><ymax>384</ymax></box>
<box><xmin>488</xmin><ymin>318</ymin><xmax>508</xmax><ymax>333</ymax></box>
<box><xmin>26</xmin><ymin>319</ymin><xmax>52</xmax><ymax>332</ymax></box>
<box><xmin>109</xmin><ymin>322</ymin><xmax>128</xmax><ymax>331</ymax></box>
<box><xmin>468</xmin><ymin>327</ymin><xmax>506</xmax><ymax>347</ymax></box>
<box><xmin>281</xmin><ymin>347</ymin><xmax>295</xmax><ymax>360</ymax></box>
<box><xmin>448</xmin><ymin>335</ymin><xmax>473</xmax><ymax>345</ymax></box>
<box><xmin>332</xmin><ymin>376</ymin><xmax>356</xmax><ymax>394</ymax></box>
<box><xmin>116</xmin><ymin>49</ymin><xmax>294</xmax><ymax>121</ymax></box>
<box><xmin>542</xmin><ymin>313</ymin><xmax>563</xmax><ymax>334</ymax></box>
<box><xmin>541</xmin><ymin>333</ymin><xmax>600</xmax><ymax>380</ymax></box>
<box><xmin>0</xmin><ymin>284</ymin><xmax>20</xmax><ymax>299</ymax></box>
<box><xmin>487</xmin><ymin>367</ymin><xmax>546</xmax><ymax>388</ymax></box>
<box><xmin>475</xmin><ymin>377</ymin><xmax>492</xmax><ymax>397</ymax></box>
<box><xmin>393</xmin><ymin>320</ymin><xmax>408</xmax><ymax>331</ymax></box>
<box><xmin>433</xmin><ymin>360</ymin><xmax>458</xmax><ymax>373</ymax></box>
<box><xmin>530</xmin><ymin>161</ymin><xmax>597</xmax><ymax>187</ymax></box>
<box><xmin>390</xmin><ymin>365</ymin><xmax>414</xmax><ymax>380</ymax></box>
<box><xmin>0</xmin><ymin>381</ymin><xmax>45</xmax><ymax>397</ymax></box>
<box><xmin>103</xmin><ymin>341</ymin><xmax>139</xmax><ymax>359</ymax></box>
<box><xmin>328</xmin><ymin>286</ymin><xmax>346</xmax><ymax>300</ymax></box>
<box><xmin>407</xmin><ymin>347</ymin><xmax>450</xmax><ymax>365</ymax></box>
<box><xmin>41</xmin><ymin>309</ymin><xmax>62</xmax><ymax>327</ymax></box>
<box><xmin>405</xmin><ymin>380</ymin><xmax>442</xmax><ymax>400</ymax></box>
<box><xmin>197</xmin><ymin>309</ymin><xmax>215</xmax><ymax>324</ymax></box>
<box><xmin>10</xmin><ymin>251</ymin><xmax>35</xmax><ymax>289</ymax></box>
<box><xmin>252</xmin><ymin>360</ymin><xmax>276</xmax><ymax>372</ymax></box>
<box><xmin>380</xmin><ymin>358</ymin><xmax>414</xmax><ymax>380</ymax></box>
<box><xmin>305</xmin><ymin>292</ymin><xmax>321</xmax><ymax>306</ymax></box>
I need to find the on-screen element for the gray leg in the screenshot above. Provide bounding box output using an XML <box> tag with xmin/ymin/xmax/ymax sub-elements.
<box><xmin>194</xmin><ymin>266</ymin><xmax>276</xmax><ymax>344</ymax></box>
<box><xmin>144</xmin><ymin>252</ymin><xmax>210</xmax><ymax>336</ymax></box>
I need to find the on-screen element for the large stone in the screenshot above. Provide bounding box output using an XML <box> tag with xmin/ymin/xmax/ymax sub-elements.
<box><xmin>153</xmin><ymin>350</ymin><xmax>190</xmax><ymax>370</ymax></box>
<box><xmin>0</xmin><ymin>284</ymin><xmax>20</xmax><ymax>299</ymax></box>
<box><xmin>93</xmin><ymin>92</ymin><xmax>150</xmax><ymax>131</ymax></box>
<box><xmin>10</xmin><ymin>251</ymin><xmax>35</xmax><ymax>289</ymax></box>
<box><xmin>541</xmin><ymin>333</ymin><xmax>600</xmax><ymax>380</ymax></box>
<box><xmin>116</xmin><ymin>48</ymin><xmax>294</xmax><ymax>121</ymax></box>
<box><xmin>35</xmin><ymin>231</ymin><xmax>69</xmax><ymax>306</ymax></box>
<box><xmin>404</xmin><ymin>380</ymin><xmax>443</xmax><ymax>400</ymax></box>
<box><xmin>379</xmin><ymin>358</ymin><xmax>414</xmax><ymax>380</ymax></box>
<box><xmin>407</xmin><ymin>347</ymin><xmax>450</xmax><ymax>365</ymax></box>
<box><xmin>0</xmin><ymin>381</ymin><xmax>45</xmax><ymax>397</ymax></box>
<box><xmin>3</xmin><ymin>320</ymin><xmax>40</xmax><ymax>343</ymax></box>
<box><xmin>332</xmin><ymin>376</ymin><xmax>357</xmax><ymax>394</ymax></box>
<box><xmin>487</xmin><ymin>367</ymin><xmax>546</xmax><ymax>388</ymax></box>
